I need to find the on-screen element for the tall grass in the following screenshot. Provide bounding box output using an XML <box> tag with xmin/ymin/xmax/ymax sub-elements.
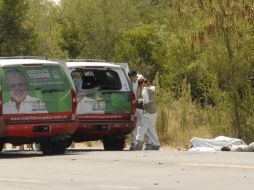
<box><xmin>156</xmin><ymin>84</ymin><xmax>212</xmax><ymax>149</ymax></box>
<box><xmin>156</xmin><ymin>80</ymin><xmax>254</xmax><ymax>148</ymax></box>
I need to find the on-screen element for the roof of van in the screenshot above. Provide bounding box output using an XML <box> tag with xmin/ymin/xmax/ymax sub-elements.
<box><xmin>0</xmin><ymin>59</ymin><xmax>58</xmax><ymax>67</ymax></box>
<box><xmin>65</xmin><ymin>61</ymin><xmax>121</xmax><ymax>69</ymax></box>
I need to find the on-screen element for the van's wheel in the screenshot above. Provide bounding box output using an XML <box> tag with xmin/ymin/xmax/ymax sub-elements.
<box><xmin>66</xmin><ymin>138</ymin><xmax>73</xmax><ymax>148</ymax></box>
<box><xmin>103</xmin><ymin>138</ymin><xmax>125</xmax><ymax>151</ymax></box>
<box><xmin>0</xmin><ymin>142</ymin><xmax>5</xmax><ymax>152</ymax></box>
<box><xmin>32</xmin><ymin>143</ymin><xmax>41</xmax><ymax>151</ymax></box>
<box><xmin>40</xmin><ymin>140</ymin><xmax>67</xmax><ymax>155</ymax></box>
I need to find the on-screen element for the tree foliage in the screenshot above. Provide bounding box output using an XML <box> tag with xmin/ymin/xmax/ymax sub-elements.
<box><xmin>114</xmin><ymin>24</ymin><xmax>167</xmax><ymax>80</ymax></box>
<box><xmin>0</xmin><ymin>0</ymin><xmax>38</xmax><ymax>56</ymax></box>
<box><xmin>27</xmin><ymin>0</ymin><xmax>65</xmax><ymax>58</ymax></box>
<box><xmin>161</xmin><ymin>0</ymin><xmax>254</xmax><ymax>139</ymax></box>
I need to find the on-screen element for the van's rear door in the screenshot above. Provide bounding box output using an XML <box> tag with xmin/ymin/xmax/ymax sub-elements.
<box><xmin>2</xmin><ymin>64</ymin><xmax>74</xmax><ymax>124</ymax></box>
<box><xmin>72</xmin><ymin>67</ymin><xmax>132</xmax><ymax>121</ymax></box>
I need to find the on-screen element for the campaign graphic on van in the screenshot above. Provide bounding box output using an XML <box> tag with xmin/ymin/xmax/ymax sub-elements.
<box><xmin>2</xmin><ymin>66</ymin><xmax>72</xmax><ymax>114</ymax></box>
<box><xmin>76</xmin><ymin>90</ymin><xmax>131</xmax><ymax>114</ymax></box>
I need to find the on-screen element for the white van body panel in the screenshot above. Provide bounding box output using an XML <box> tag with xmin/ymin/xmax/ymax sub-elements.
<box><xmin>0</xmin><ymin>59</ymin><xmax>58</xmax><ymax>66</ymax></box>
<box><xmin>66</xmin><ymin>61</ymin><xmax>120</xmax><ymax>69</ymax></box>
<box><xmin>116</xmin><ymin>63</ymin><xmax>129</xmax><ymax>75</ymax></box>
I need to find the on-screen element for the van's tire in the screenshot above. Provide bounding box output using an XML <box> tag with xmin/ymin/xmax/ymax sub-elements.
<box><xmin>40</xmin><ymin>140</ymin><xmax>67</xmax><ymax>155</ymax></box>
<box><xmin>32</xmin><ymin>143</ymin><xmax>41</xmax><ymax>151</ymax></box>
<box><xmin>66</xmin><ymin>138</ymin><xmax>73</xmax><ymax>148</ymax></box>
<box><xmin>103</xmin><ymin>138</ymin><xmax>125</xmax><ymax>151</ymax></box>
<box><xmin>0</xmin><ymin>142</ymin><xmax>4</xmax><ymax>152</ymax></box>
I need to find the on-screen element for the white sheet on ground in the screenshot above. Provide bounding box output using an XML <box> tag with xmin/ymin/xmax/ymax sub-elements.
<box><xmin>189</xmin><ymin>136</ymin><xmax>246</xmax><ymax>152</ymax></box>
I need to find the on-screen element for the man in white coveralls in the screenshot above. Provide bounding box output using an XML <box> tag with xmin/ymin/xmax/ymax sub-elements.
<box><xmin>128</xmin><ymin>70</ymin><xmax>152</xmax><ymax>150</ymax></box>
<box><xmin>134</xmin><ymin>79</ymin><xmax>160</xmax><ymax>150</ymax></box>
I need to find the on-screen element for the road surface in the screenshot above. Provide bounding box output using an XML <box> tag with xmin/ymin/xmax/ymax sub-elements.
<box><xmin>0</xmin><ymin>148</ymin><xmax>253</xmax><ymax>190</ymax></box>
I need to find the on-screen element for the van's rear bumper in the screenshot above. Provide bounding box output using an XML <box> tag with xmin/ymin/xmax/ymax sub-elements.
<box><xmin>72</xmin><ymin>120</ymin><xmax>136</xmax><ymax>141</ymax></box>
<box><xmin>0</xmin><ymin>120</ymin><xmax>78</xmax><ymax>140</ymax></box>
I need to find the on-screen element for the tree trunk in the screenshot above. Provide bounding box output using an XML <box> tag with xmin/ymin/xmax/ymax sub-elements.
<box><xmin>224</xmin><ymin>30</ymin><xmax>242</xmax><ymax>138</ymax></box>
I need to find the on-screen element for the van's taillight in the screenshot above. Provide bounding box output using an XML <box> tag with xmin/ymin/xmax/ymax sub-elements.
<box><xmin>131</xmin><ymin>92</ymin><xmax>136</xmax><ymax>114</ymax></box>
<box><xmin>71</xmin><ymin>89</ymin><xmax>77</xmax><ymax>113</ymax></box>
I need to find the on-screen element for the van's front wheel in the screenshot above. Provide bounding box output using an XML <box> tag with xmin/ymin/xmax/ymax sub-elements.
<box><xmin>103</xmin><ymin>138</ymin><xmax>125</xmax><ymax>151</ymax></box>
<box><xmin>0</xmin><ymin>142</ymin><xmax>5</xmax><ymax>152</ymax></box>
<box><xmin>66</xmin><ymin>138</ymin><xmax>73</xmax><ymax>148</ymax></box>
<box><xmin>41</xmin><ymin>140</ymin><xmax>67</xmax><ymax>155</ymax></box>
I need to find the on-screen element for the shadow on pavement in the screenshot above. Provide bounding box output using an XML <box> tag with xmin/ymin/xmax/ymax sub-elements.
<box><xmin>66</xmin><ymin>148</ymin><xmax>131</xmax><ymax>152</ymax></box>
<box><xmin>0</xmin><ymin>148</ymin><xmax>130</xmax><ymax>159</ymax></box>
<box><xmin>67</xmin><ymin>148</ymin><xmax>104</xmax><ymax>152</ymax></box>
<box><xmin>0</xmin><ymin>150</ymin><xmax>43</xmax><ymax>159</ymax></box>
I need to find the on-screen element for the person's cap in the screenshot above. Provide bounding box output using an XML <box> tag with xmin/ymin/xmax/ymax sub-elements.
<box><xmin>128</xmin><ymin>70</ymin><xmax>137</xmax><ymax>77</ymax></box>
<box><xmin>138</xmin><ymin>76</ymin><xmax>145</xmax><ymax>81</ymax></box>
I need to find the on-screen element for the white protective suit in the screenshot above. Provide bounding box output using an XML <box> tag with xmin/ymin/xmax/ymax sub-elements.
<box><xmin>130</xmin><ymin>75</ymin><xmax>151</xmax><ymax>149</ymax></box>
<box><xmin>131</xmin><ymin>108</ymin><xmax>144</xmax><ymax>144</ymax></box>
<box><xmin>130</xmin><ymin>74</ymin><xmax>143</xmax><ymax>145</ymax></box>
<box><xmin>135</xmin><ymin>85</ymin><xmax>160</xmax><ymax>149</ymax></box>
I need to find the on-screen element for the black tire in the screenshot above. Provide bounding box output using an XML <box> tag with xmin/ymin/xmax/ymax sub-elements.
<box><xmin>32</xmin><ymin>143</ymin><xmax>41</xmax><ymax>151</ymax></box>
<box><xmin>0</xmin><ymin>142</ymin><xmax>4</xmax><ymax>152</ymax></box>
<box><xmin>40</xmin><ymin>140</ymin><xmax>67</xmax><ymax>155</ymax></box>
<box><xmin>103</xmin><ymin>138</ymin><xmax>125</xmax><ymax>151</ymax></box>
<box><xmin>66</xmin><ymin>138</ymin><xmax>73</xmax><ymax>148</ymax></box>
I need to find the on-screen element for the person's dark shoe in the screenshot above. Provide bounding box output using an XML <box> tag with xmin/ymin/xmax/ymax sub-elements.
<box><xmin>130</xmin><ymin>143</ymin><xmax>135</xmax><ymax>150</ymax></box>
<box><xmin>145</xmin><ymin>144</ymin><xmax>160</xmax><ymax>151</ymax></box>
<box><xmin>133</xmin><ymin>141</ymin><xmax>143</xmax><ymax>150</ymax></box>
<box><xmin>145</xmin><ymin>144</ymin><xmax>153</xmax><ymax>150</ymax></box>
<box><xmin>151</xmin><ymin>145</ymin><xmax>160</xmax><ymax>150</ymax></box>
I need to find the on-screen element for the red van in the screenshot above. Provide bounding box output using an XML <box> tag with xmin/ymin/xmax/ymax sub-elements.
<box><xmin>66</xmin><ymin>60</ymin><xmax>136</xmax><ymax>150</ymax></box>
<box><xmin>0</xmin><ymin>57</ymin><xmax>78</xmax><ymax>155</ymax></box>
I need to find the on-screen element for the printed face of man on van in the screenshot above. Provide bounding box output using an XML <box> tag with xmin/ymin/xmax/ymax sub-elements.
<box><xmin>5</xmin><ymin>70</ymin><xmax>27</xmax><ymax>104</ymax></box>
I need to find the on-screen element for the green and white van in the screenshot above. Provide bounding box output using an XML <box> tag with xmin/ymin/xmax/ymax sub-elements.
<box><xmin>0</xmin><ymin>57</ymin><xmax>78</xmax><ymax>155</ymax></box>
<box><xmin>65</xmin><ymin>60</ymin><xmax>136</xmax><ymax>150</ymax></box>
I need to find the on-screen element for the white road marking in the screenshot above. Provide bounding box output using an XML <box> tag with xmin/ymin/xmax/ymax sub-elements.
<box><xmin>0</xmin><ymin>178</ymin><xmax>42</xmax><ymax>184</ymax></box>
<box><xmin>178</xmin><ymin>163</ymin><xmax>254</xmax><ymax>169</ymax></box>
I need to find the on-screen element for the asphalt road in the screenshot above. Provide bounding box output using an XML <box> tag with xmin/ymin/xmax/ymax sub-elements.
<box><xmin>0</xmin><ymin>148</ymin><xmax>253</xmax><ymax>190</ymax></box>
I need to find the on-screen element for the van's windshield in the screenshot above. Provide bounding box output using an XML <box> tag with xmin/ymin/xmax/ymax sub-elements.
<box><xmin>2</xmin><ymin>65</ymin><xmax>72</xmax><ymax>114</ymax></box>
